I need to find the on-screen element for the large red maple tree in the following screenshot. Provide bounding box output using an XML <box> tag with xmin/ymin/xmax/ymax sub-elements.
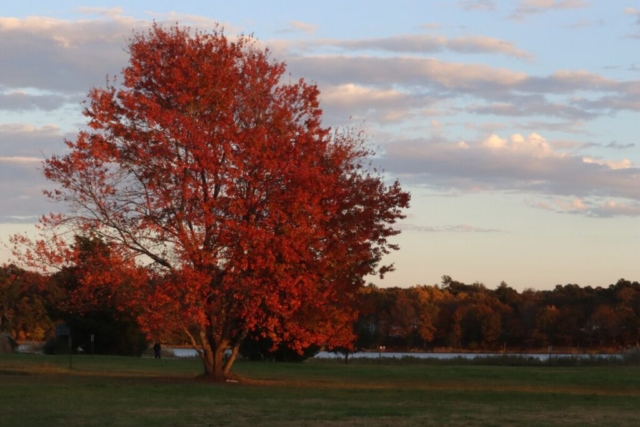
<box><xmin>13</xmin><ymin>24</ymin><xmax>409</xmax><ymax>380</ymax></box>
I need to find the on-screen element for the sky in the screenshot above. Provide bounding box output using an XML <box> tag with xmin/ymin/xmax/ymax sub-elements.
<box><xmin>0</xmin><ymin>0</ymin><xmax>639</xmax><ymax>291</ymax></box>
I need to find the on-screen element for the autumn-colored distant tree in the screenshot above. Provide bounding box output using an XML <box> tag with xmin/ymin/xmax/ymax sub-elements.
<box><xmin>615</xmin><ymin>284</ymin><xmax>640</xmax><ymax>346</ymax></box>
<box><xmin>12</xmin><ymin>24</ymin><xmax>409</xmax><ymax>380</ymax></box>
<box><xmin>411</xmin><ymin>286</ymin><xmax>442</xmax><ymax>345</ymax></box>
<box><xmin>352</xmin><ymin>285</ymin><xmax>388</xmax><ymax>348</ymax></box>
<box><xmin>389</xmin><ymin>290</ymin><xmax>418</xmax><ymax>341</ymax></box>
<box><xmin>45</xmin><ymin>236</ymin><xmax>149</xmax><ymax>356</ymax></box>
<box><xmin>533</xmin><ymin>305</ymin><xmax>560</xmax><ymax>346</ymax></box>
<box><xmin>0</xmin><ymin>265</ymin><xmax>52</xmax><ymax>341</ymax></box>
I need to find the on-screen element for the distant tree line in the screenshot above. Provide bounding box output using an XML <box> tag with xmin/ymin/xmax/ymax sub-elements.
<box><xmin>354</xmin><ymin>276</ymin><xmax>640</xmax><ymax>352</ymax></box>
<box><xmin>2</xmin><ymin>262</ymin><xmax>639</xmax><ymax>354</ymax></box>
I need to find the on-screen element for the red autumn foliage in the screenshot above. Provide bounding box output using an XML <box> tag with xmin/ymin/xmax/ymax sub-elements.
<box><xmin>11</xmin><ymin>24</ymin><xmax>409</xmax><ymax>380</ymax></box>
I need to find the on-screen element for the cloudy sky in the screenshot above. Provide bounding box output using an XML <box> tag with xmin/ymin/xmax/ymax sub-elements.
<box><xmin>1</xmin><ymin>0</ymin><xmax>639</xmax><ymax>290</ymax></box>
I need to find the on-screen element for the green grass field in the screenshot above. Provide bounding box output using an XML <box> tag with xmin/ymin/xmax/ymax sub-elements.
<box><xmin>2</xmin><ymin>353</ymin><xmax>640</xmax><ymax>426</ymax></box>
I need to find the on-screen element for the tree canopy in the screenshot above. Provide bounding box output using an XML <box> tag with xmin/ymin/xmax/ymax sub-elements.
<box><xmin>12</xmin><ymin>24</ymin><xmax>410</xmax><ymax>380</ymax></box>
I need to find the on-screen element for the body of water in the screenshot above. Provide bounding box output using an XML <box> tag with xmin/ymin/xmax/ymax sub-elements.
<box><xmin>169</xmin><ymin>348</ymin><xmax>201</xmax><ymax>357</ymax></box>
<box><xmin>315</xmin><ymin>351</ymin><xmax>622</xmax><ymax>360</ymax></box>
<box><xmin>166</xmin><ymin>347</ymin><xmax>622</xmax><ymax>360</ymax></box>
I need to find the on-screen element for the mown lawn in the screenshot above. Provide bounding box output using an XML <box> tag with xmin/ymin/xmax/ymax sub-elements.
<box><xmin>1</xmin><ymin>353</ymin><xmax>640</xmax><ymax>426</ymax></box>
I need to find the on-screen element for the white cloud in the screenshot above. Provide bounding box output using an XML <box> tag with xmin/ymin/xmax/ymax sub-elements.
<box><xmin>275</xmin><ymin>21</ymin><xmax>319</xmax><ymax>34</ymax></box>
<box><xmin>0</xmin><ymin>15</ymin><xmax>132</xmax><ymax>92</ymax></box>
<box><xmin>0</xmin><ymin>123</ymin><xmax>68</xmax><ymax>158</ymax></box>
<box><xmin>514</xmin><ymin>119</ymin><xmax>588</xmax><ymax>134</ymax></box>
<box><xmin>400</xmin><ymin>223</ymin><xmax>503</xmax><ymax>233</ymax></box>
<box><xmin>286</xmin><ymin>55</ymin><xmax>631</xmax><ymax>100</ymax></box>
<box><xmin>511</xmin><ymin>0</ymin><xmax>589</xmax><ymax>20</ymax></box>
<box><xmin>288</xmin><ymin>55</ymin><xmax>528</xmax><ymax>92</ymax></box>
<box><xmin>319</xmin><ymin>83</ymin><xmax>435</xmax><ymax>124</ymax></box>
<box><xmin>0</xmin><ymin>157</ymin><xmax>51</xmax><ymax>223</ymax></box>
<box><xmin>468</xmin><ymin>100</ymin><xmax>598</xmax><ymax>120</ymax></box>
<box><xmin>534</xmin><ymin>198</ymin><xmax>640</xmax><ymax>217</ymax></box>
<box><xmin>624</xmin><ymin>6</ymin><xmax>640</xmax><ymax>28</ymax></box>
<box><xmin>381</xmin><ymin>132</ymin><xmax>640</xmax><ymax>210</ymax></box>
<box><xmin>594</xmin><ymin>200</ymin><xmax>640</xmax><ymax>217</ymax></box>
<box><xmin>293</xmin><ymin>34</ymin><xmax>532</xmax><ymax>59</ymax></box>
<box><xmin>142</xmin><ymin>11</ymin><xmax>228</xmax><ymax>29</ymax></box>
<box><xmin>572</xmin><ymin>198</ymin><xmax>587</xmax><ymax>210</ymax></box>
<box><xmin>581</xmin><ymin>156</ymin><xmax>632</xmax><ymax>170</ymax></box>
<box><xmin>482</xmin><ymin>133</ymin><xmax>554</xmax><ymax>158</ymax></box>
<box><xmin>284</xmin><ymin>54</ymin><xmax>640</xmax><ymax>123</ymax></box>
<box><xmin>0</xmin><ymin>123</ymin><xmax>68</xmax><ymax>224</ymax></box>
<box><xmin>0</xmin><ymin>156</ymin><xmax>41</xmax><ymax>163</ymax></box>
<box><xmin>536</xmin><ymin>197</ymin><xmax>586</xmax><ymax>212</ymax></box>
<box><xmin>552</xmin><ymin>70</ymin><xmax>614</xmax><ymax>87</ymax></box>
<box><xmin>447</xmin><ymin>36</ymin><xmax>532</xmax><ymax>59</ymax></box>
<box><xmin>482</xmin><ymin>134</ymin><xmax>507</xmax><ymax>149</ymax></box>
<box><xmin>289</xmin><ymin>21</ymin><xmax>318</xmax><ymax>34</ymax></box>
<box><xmin>75</xmin><ymin>7</ymin><xmax>126</xmax><ymax>19</ymax></box>
<box><xmin>0</xmin><ymin>90</ymin><xmax>80</xmax><ymax>111</ymax></box>
<box><xmin>582</xmin><ymin>96</ymin><xmax>640</xmax><ymax>113</ymax></box>
<box><xmin>0</xmin><ymin>12</ymin><xmax>233</xmax><ymax>94</ymax></box>
<box><xmin>322</xmin><ymin>84</ymin><xmax>414</xmax><ymax>107</ymax></box>
<box><xmin>522</xmin><ymin>70</ymin><xmax>617</xmax><ymax>93</ymax></box>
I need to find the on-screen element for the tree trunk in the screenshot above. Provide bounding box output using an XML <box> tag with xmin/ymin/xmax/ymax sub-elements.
<box><xmin>222</xmin><ymin>331</ymin><xmax>248</xmax><ymax>378</ymax></box>
<box><xmin>196</xmin><ymin>328</ymin><xmax>227</xmax><ymax>381</ymax></box>
<box><xmin>201</xmin><ymin>344</ymin><xmax>227</xmax><ymax>381</ymax></box>
<box><xmin>195</xmin><ymin>325</ymin><xmax>247</xmax><ymax>381</ymax></box>
<box><xmin>222</xmin><ymin>343</ymin><xmax>240</xmax><ymax>377</ymax></box>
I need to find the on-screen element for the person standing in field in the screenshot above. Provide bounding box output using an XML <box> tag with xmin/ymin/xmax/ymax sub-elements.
<box><xmin>153</xmin><ymin>341</ymin><xmax>161</xmax><ymax>359</ymax></box>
